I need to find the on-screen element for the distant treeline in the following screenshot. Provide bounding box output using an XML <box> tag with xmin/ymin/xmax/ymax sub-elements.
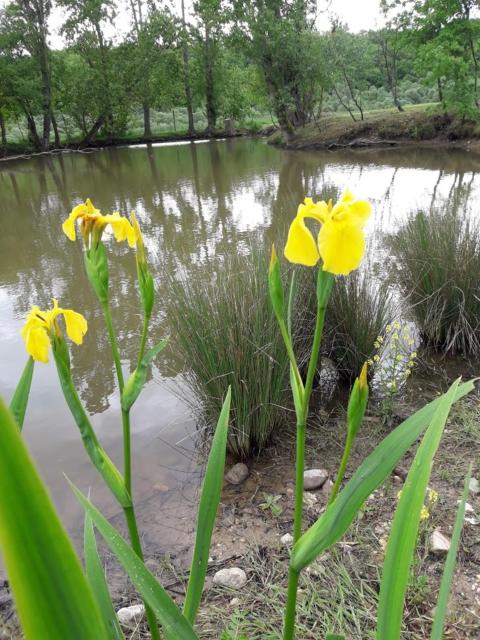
<box><xmin>0</xmin><ymin>0</ymin><xmax>479</xmax><ymax>150</ymax></box>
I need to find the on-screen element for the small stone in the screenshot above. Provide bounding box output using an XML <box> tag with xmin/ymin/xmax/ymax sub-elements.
<box><xmin>117</xmin><ymin>604</ymin><xmax>145</xmax><ymax>626</ymax></box>
<box><xmin>213</xmin><ymin>567</ymin><xmax>247</xmax><ymax>589</ymax></box>
<box><xmin>430</xmin><ymin>530</ymin><xmax>451</xmax><ymax>556</ymax></box>
<box><xmin>280</xmin><ymin>532</ymin><xmax>293</xmax><ymax>546</ymax></box>
<box><xmin>225</xmin><ymin>463</ymin><xmax>249</xmax><ymax>485</ymax></box>
<box><xmin>321</xmin><ymin>479</ymin><xmax>334</xmax><ymax>498</ymax></box>
<box><xmin>392</xmin><ymin>475</ymin><xmax>403</xmax><ymax>486</ymax></box>
<box><xmin>304</xmin><ymin>469</ymin><xmax>329</xmax><ymax>490</ymax></box>
<box><xmin>230</xmin><ymin>597</ymin><xmax>240</xmax><ymax>607</ymax></box>
<box><xmin>465</xmin><ymin>502</ymin><xmax>475</xmax><ymax>513</ymax></box>
<box><xmin>303</xmin><ymin>492</ymin><xmax>318</xmax><ymax>509</ymax></box>
<box><xmin>153</xmin><ymin>482</ymin><xmax>169</xmax><ymax>492</ymax></box>
<box><xmin>469</xmin><ymin>478</ymin><xmax>480</xmax><ymax>495</ymax></box>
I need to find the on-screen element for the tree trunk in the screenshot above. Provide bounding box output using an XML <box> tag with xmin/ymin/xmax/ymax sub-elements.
<box><xmin>24</xmin><ymin>109</ymin><xmax>42</xmax><ymax>150</ymax></box>
<box><xmin>181</xmin><ymin>0</ymin><xmax>195</xmax><ymax>136</ymax></box>
<box><xmin>204</xmin><ymin>24</ymin><xmax>216</xmax><ymax>137</ymax></box>
<box><xmin>51</xmin><ymin>111</ymin><xmax>61</xmax><ymax>147</ymax></box>
<box><xmin>38</xmin><ymin>40</ymin><xmax>52</xmax><ymax>150</ymax></box>
<box><xmin>0</xmin><ymin>111</ymin><xmax>7</xmax><ymax>148</ymax></box>
<box><xmin>80</xmin><ymin>115</ymin><xmax>106</xmax><ymax>146</ymax></box>
<box><xmin>143</xmin><ymin>101</ymin><xmax>152</xmax><ymax>138</ymax></box>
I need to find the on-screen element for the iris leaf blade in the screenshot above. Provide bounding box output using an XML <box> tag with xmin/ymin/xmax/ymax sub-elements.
<box><xmin>430</xmin><ymin>466</ymin><xmax>471</xmax><ymax>640</ymax></box>
<box><xmin>291</xmin><ymin>379</ymin><xmax>475</xmax><ymax>572</ymax></box>
<box><xmin>70</xmin><ymin>482</ymin><xmax>199</xmax><ymax>640</ymax></box>
<box><xmin>0</xmin><ymin>396</ymin><xmax>108</xmax><ymax>640</ymax></box>
<box><xmin>183</xmin><ymin>387</ymin><xmax>231</xmax><ymax>624</ymax></box>
<box><xmin>84</xmin><ymin>512</ymin><xmax>125</xmax><ymax>640</ymax></box>
<box><xmin>9</xmin><ymin>357</ymin><xmax>34</xmax><ymax>430</ymax></box>
<box><xmin>376</xmin><ymin>378</ymin><xmax>460</xmax><ymax>640</ymax></box>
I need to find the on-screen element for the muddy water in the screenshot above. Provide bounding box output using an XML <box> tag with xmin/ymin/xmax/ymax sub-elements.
<box><xmin>0</xmin><ymin>139</ymin><xmax>479</xmax><ymax>562</ymax></box>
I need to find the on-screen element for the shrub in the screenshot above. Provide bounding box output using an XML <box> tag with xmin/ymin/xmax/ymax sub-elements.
<box><xmin>166</xmin><ymin>245</ymin><xmax>289</xmax><ymax>458</ymax></box>
<box><xmin>388</xmin><ymin>210</ymin><xmax>480</xmax><ymax>356</ymax></box>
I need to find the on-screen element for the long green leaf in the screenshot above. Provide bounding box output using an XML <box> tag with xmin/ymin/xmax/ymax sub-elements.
<box><xmin>376</xmin><ymin>378</ymin><xmax>460</xmax><ymax>640</ymax></box>
<box><xmin>291</xmin><ymin>379</ymin><xmax>475</xmax><ymax>572</ymax></box>
<box><xmin>326</xmin><ymin>635</ymin><xmax>346</xmax><ymax>640</ymax></box>
<box><xmin>70</xmin><ymin>483</ymin><xmax>199</xmax><ymax>640</ymax></box>
<box><xmin>9</xmin><ymin>357</ymin><xmax>34</xmax><ymax>430</ymax></box>
<box><xmin>0</xmin><ymin>396</ymin><xmax>108</xmax><ymax>640</ymax></box>
<box><xmin>430</xmin><ymin>466</ymin><xmax>472</xmax><ymax>640</ymax></box>
<box><xmin>121</xmin><ymin>339</ymin><xmax>168</xmax><ymax>411</ymax></box>
<box><xmin>53</xmin><ymin>348</ymin><xmax>131</xmax><ymax>508</ymax></box>
<box><xmin>84</xmin><ymin>512</ymin><xmax>125</xmax><ymax>640</ymax></box>
<box><xmin>183</xmin><ymin>387</ymin><xmax>231</xmax><ymax>623</ymax></box>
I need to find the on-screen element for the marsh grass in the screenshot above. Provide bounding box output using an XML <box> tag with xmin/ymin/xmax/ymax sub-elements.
<box><xmin>388</xmin><ymin>210</ymin><xmax>480</xmax><ymax>356</ymax></box>
<box><xmin>294</xmin><ymin>264</ymin><xmax>393</xmax><ymax>381</ymax></box>
<box><xmin>166</xmin><ymin>246</ymin><xmax>289</xmax><ymax>458</ymax></box>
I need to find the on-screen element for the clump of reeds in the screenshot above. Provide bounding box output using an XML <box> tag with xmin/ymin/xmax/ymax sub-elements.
<box><xmin>388</xmin><ymin>210</ymin><xmax>480</xmax><ymax>356</ymax></box>
<box><xmin>326</xmin><ymin>267</ymin><xmax>394</xmax><ymax>379</ymax></box>
<box><xmin>166</xmin><ymin>245</ymin><xmax>289</xmax><ymax>458</ymax></box>
<box><xmin>294</xmin><ymin>263</ymin><xmax>393</xmax><ymax>380</ymax></box>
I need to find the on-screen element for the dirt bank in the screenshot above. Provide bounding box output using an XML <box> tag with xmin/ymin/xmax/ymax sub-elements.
<box><xmin>268</xmin><ymin>110</ymin><xmax>480</xmax><ymax>152</ymax></box>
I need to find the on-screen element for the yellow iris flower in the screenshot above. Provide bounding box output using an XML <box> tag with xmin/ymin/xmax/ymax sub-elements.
<box><xmin>62</xmin><ymin>198</ymin><xmax>136</xmax><ymax>248</ymax></box>
<box><xmin>21</xmin><ymin>299</ymin><xmax>87</xmax><ymax>363</ymax></box>
<box><xmin>284</xmin><ymin>191</ymin><xmax>372</xmax><ymax>275</ymax></box>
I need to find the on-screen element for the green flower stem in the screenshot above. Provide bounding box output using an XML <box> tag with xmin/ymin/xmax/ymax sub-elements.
<box><xmin>328</xmin><ymin>431</ymin><xmax>354</xmax><ymax>506</ymax></box>
<box><xmin>101</xmin><ymin>301</ymin><xmax>125</xmax><ymax>392</ymax></box>
<box><xmin>283</xmin><ymin>269</ymin><xmax>333</xmax><ymax>640</ymax></box>
<box><xmin>277</xmin><ymin>317</ymin><xmax>304</xmax><ymax>396</ymax></box>
<box><xmin>101</xmin><ymin>301</ymin><xmax>160</xmax><ymax>640</ymax></box>
<box><xmin>137</xmin><ymin>315</ymin><xmax>149</xmax><ymax>371</ymax></box>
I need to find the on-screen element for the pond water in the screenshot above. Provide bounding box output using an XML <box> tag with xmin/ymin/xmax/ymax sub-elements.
<box><xmin>0</xmin><ymin>138</ymin><xmax>479</xmax><ymax>562</ymax></box>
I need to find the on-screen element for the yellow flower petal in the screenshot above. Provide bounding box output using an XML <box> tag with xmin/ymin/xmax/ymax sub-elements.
<box><xmin>61</xmin><ymin>309</ymin><xmax>88</xmax><ymax>345</ymax></box>
<box><xmin>318</xmin><ymin>218</ymin><xmax>365</xmax><ymax>275</ymax></box>
<box><xmin>284</xmin><ymin>215</ymin><xmax>320</xmax><ymax>267</ymax></box>
<box><xmin>24</xmin><ymin>325</ymin><xmax>50</xmax><ymax>363</ymax></box>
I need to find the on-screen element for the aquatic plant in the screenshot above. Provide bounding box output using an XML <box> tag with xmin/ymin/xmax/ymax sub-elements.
<box><xmin>388</xmin><ymin>209</ymin><xmax>480</xmax><ymax>356</ymax></box>
<box><xmin>0</xmin><ymin>193</ymin><xmax>475</xmax><ymax>640</ymax></box>
<box><xmin>166</xmin><ymin>244</ymin><xmax>289</xmax><ymax>458</ymax></box>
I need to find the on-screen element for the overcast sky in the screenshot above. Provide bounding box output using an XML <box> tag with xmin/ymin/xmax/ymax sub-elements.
<box><xmin>0</xmin><ymin>0</ymin><xmax>386</xmax><ymax>48</ymax></box>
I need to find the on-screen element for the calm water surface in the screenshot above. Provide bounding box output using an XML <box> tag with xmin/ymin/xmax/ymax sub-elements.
<box><xmin>0</xmin><ymin>139</ymin><xmax>479</xmax><ymax>558</ymax></box>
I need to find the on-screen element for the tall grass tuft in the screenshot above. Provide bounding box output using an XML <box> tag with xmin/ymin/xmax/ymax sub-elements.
<box><xmin>294</xmin><ymin>264</ymin><xmax>393</xmax><ymax>380</ymax></box>
<box><xmin>326</xmin><ymin>268</ymin><xmax>393</xmax><ymax>379</ymax></box>
<box><xmin>166</xmin><ymin>246</ymin><xmax>289</xmax><ymax>458</ymax></box>
<box><xmin>388</xmin><ymin>210</ymin><xmax>480</xmax><ymax>356</ymax></box>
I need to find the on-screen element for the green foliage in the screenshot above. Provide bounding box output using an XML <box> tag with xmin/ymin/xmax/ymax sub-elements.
<box><xmin>388</xmin><ymin>210</ymin><xmax>480</xmax><ymax>355</ymax></box>
<box><xmin>166</xmin><ymin>244</ymin><xmax>289</xmax><ymax>457</ymax></box>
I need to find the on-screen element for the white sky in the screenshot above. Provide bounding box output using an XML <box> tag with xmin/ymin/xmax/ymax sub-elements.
<box><xmin>0</xmin><ymin>0</ymin><xmax>385</xmax><ymax>49</ymax></box>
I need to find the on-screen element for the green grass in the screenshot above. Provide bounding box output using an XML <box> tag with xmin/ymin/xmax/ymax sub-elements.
<box><xmin>388</xmin><ymin>210</ymin><xmax>480</xmax><ymax>356</ymax></box>
<box><xmin>165</xmin><ymin>244</ymin><xmax>289</xmax><ymax>458</ymax></box>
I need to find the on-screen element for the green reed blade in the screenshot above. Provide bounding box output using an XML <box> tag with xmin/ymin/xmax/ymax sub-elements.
<box><xmin>430</xmin><ymin>466</ymin><xmax>471</xmax><ymax>640</ymax></box>
<box><xmin>291</xmin><ymin>379</ymin><xmax>475</xmax><ymax>572</ymax></box>
<box><xmin>9</xmin><ymin>357</ymin><xmax>34</xmax><ymax>430</ymax></box>
<box><xmin>376</xmin><ymin>378</ymin><xmax>460</xmax><ymax>640</ymax></box>
<box><xmin>326</xmin><ymin>635</ymin><xmax>346</xmax><ymax>640</ymax></box>
<box><xmin>84</xmin><ymin>512</ymin><xmax>125</xmax><ymax>640</ymax></box>
<box><xmin>121</xmin><ymin>338</ymin><xmax>168</xmax><ymax>412</ymax></box>
<box><xmin>0</xmin><ymin>396</ymin><xmax>108</xmax><ymax>640</ymax></box>
<box><xmin>183</xmin><ymin>387</ymin><xmax>231</xmax><ymax>624</ymax></box>
<box><xmin>70</xmin><ymin>482</ymin><xmax>200</xmax><ymax>640</ymax></box>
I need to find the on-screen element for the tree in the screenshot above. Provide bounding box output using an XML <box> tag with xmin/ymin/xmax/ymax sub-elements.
<box><xmin>180</xmin><ymin>0</ymin><xmax>195</xmax><ymax>135</ymax></box>
<box><xmin>231</xmin><ymin>0</ymin><xmax>326</xmax><ymax>143</ymax></box>
<box><xmin>194</xmin><ymin>0</ymin><xmax>225</xmax><ymax>137</ymax></box>
<box><xmin>373</xmin><ymin>29</ymin><xmax>406</xmax><ymax>112</ymax></box>
<box><xmin>0</xmin><ymin>0</ymin><xmax>53</xmax><ymax>150</ymax></box>
<box><xmin>382</xmin><ymin>0</ymin><xmax>480</xmax><ymax>119</ymax></box>
<box><xmin>59</xmin><ymin>0</ymin><xmax>119</xmax><ymax>142</ymax></box>
<box><xmin>326</xmin><ymin>25</ymin><xmax>371</xmax><ymax>121</ymax></box>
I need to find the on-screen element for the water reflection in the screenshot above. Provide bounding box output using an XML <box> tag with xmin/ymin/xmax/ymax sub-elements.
<box><xmin>0</xmin><ymin>139</ymin><xmax>479</xmax><ymax>554</ymax></box>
